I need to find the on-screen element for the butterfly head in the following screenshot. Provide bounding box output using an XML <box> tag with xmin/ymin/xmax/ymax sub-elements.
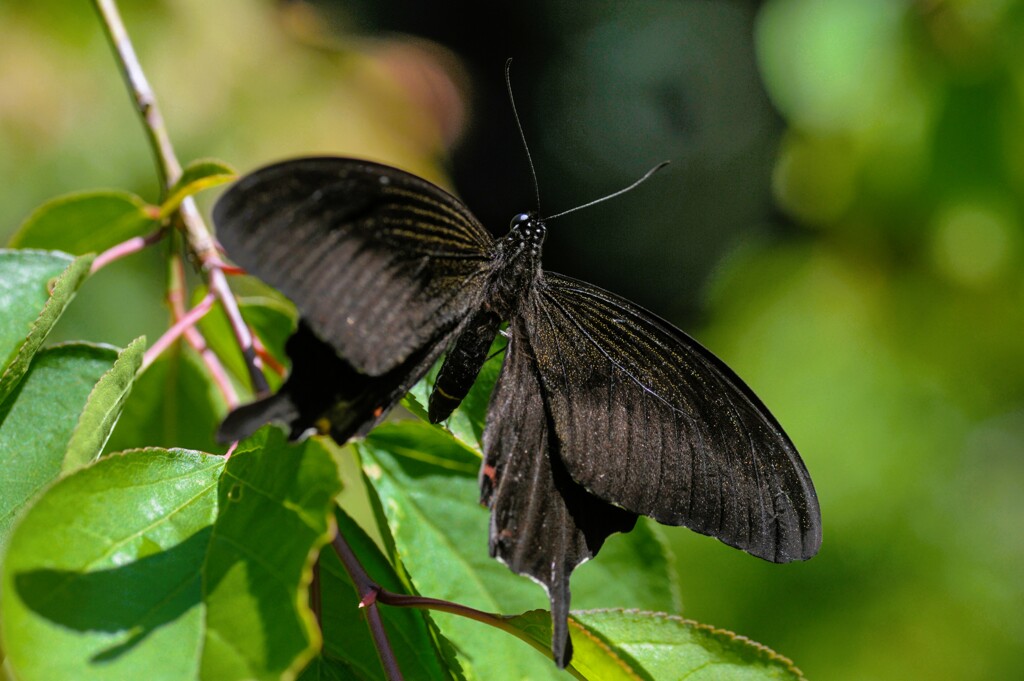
<box><xmin>488</xmin><ymin>212</ymin><xmax>547</xmax><ymax>314</ymax></box>
<box><xmin>505</xmin><ymin>212</ymin><xmax>546</xmax><ymax>257</ymax></box>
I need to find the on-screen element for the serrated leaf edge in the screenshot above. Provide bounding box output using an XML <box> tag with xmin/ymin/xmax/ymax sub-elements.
<box><xmin>200</xmin><ymin>438</ymin><xmax>341</xmax><ymax>681</ymax></box>
<box><xmin>0</xmin><ymin>253</ymin><xmax>93</xmax><ymax>404</ymax></box>
<box><xmin>62</xmin><ymin>336</ymin><xmax>147</xmax><ymax>473</ymax></box>
<box><xmin>571</xmin><ymin>608</ymin><xmax>807</xmax><ymax>680</ymax></box>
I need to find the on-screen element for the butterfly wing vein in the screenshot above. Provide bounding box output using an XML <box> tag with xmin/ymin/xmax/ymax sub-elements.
<box><xmin>214</xmin><ymin>157</ymin><xmax>494</xmax><ymax>375</ymax></box>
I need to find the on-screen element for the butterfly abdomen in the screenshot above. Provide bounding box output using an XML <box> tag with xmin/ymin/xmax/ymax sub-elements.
<box><xmin>426</xmin><ymin>213</ymin><xmax>546</xmax><ymax>423</ymax></box>
<box><xmin>428</xmin><ymin>310</ymin><xmax>502</xmax><ymax>423</ymax></box>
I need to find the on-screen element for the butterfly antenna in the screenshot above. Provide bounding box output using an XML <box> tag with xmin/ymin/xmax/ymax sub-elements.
<box><xmin>546</xmin><ymin>161</ymin><xmax>670</xmax><ymax>221</ymax></box>
<box><xmin>506</xmin><ymin>58</ymin><xmax>542</xmax><ymax>216</ymax></box>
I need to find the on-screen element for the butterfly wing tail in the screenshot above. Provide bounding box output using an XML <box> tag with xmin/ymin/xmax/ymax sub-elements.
<box><xmin>549</xmin><ymin>572</ymin><xmax>573</xmax><ymax>668</ymax></box>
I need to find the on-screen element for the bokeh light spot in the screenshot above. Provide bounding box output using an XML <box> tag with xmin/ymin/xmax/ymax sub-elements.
<box><xmin>756</xmin><ymin>0</ymin><xmax>906</xmax><ymax>131</ymax></box>
<box><xmin>932</xmin><ymin>199</ymin><xmax>1016</xmax><ymax>287</ymax></box>
<box><xmin>773</xmin><ymin>133</ymin><xmax>857</xmax><ymax>225</ymax></box>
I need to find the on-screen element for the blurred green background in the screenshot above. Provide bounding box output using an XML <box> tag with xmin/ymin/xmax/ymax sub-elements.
<box><xmin>2</xmin><ymin>0</ymin><xmax>1022</xmax><ymax>678</ymax></box>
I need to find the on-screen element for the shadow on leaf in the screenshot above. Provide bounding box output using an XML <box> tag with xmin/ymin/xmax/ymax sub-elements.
<box><xmin>13</xmin><ymin>526</ymin><xmax>212</xmax><ymax>662</ymax></box>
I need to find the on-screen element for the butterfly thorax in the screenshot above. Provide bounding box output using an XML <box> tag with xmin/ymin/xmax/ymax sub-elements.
<box><xmin>426</xmin><ymin>213</ymin><xmax>544</xmax><ymax>424</ymax></box>
<box><xmin>488</xmin><ymin>212</ymin><xmax>546</xmax><ymax>317</ymax></box>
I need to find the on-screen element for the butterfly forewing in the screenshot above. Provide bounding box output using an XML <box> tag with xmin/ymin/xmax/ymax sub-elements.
<box><xmin>525</xmin><ymin>273</ymin><xmax>821</xmax><ymax>563</ymax></box>
<box><xmin>213</xmin><ymin>157</ymin><xmax>495</xmax><ymax>375</ymax></box>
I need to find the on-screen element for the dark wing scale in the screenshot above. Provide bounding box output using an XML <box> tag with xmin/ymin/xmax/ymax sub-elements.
<box><xmin>526</xmin><ymin>273</ymin><xmax>821</xmax><ymax>563</ymax></box>
<box><xmin>213</xmin><ymin>157</ymin><xmax>494</xmax><ymax>376</ymax></box>
<box><xmin>481</xmin><ymin>317</ymin><xmax>637</xmax><ymax>668</ymax></box>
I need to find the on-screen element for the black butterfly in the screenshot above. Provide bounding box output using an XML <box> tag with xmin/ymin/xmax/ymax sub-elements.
<box><xmin>214</xmin><ymin>157</ymin><xmax>821</xmax><ymax>668</ymax></box>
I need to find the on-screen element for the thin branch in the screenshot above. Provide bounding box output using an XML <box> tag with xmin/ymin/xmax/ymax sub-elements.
<box><xmin>331</xmin><ymin>526</ymin><xmax>584</xmax><ymax>679</ymax></box>
<box><xmin>142</xmin><ymin>292</ymin><xmax>215</xmax><ymax>370</ymax></box>
<box><xmin>93</xmin><ymin>0</ymin><xmax>180</xmax><ymax>190</ymax></box>
<box><xmin>332</xmin><ymin>532</ymin><xmax>404</xmax><ymax>681</ymax></box>
<box><xmin>166</xmin><ymin>254</ymin><xmax>239</xmax><ymax>408</ymax></box>
<box><xmin>208</xmin><ymin>266</ymin><xmax>268</xmax><ymax>392</ymax></box>
<box><xmin>375</xmin><ymin>592</ymin><xmax>584</xmax><ymax>677</ymax></box>
<box><xmin>92</xmin><ymin>0</ymin><xmax>269</xmax><ymax>396</ymax></box>
<box><xmin>91</xmin><ymin>226</ymin><xmax>167</xmax><ymax>274</ymax></box>
<box><xmin>253</xmin><ymin>335</ymin><xmax>287</xmax><ymax>377</ymax></box>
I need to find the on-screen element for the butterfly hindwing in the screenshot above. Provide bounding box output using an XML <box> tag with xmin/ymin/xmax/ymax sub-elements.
<box><xmin>218</xmin><ymin>320</ymin><xmax>455</xmax><ymax>443</ymax></box>
<box><xmin>524</xmin><ymin>273</ymin><xmax>821</xmax><ymax>563</ymax></box>
<box><xmin>213</xmin><ymin>157</ymin><xmax>495</xmax><ymax>375</ymax></box>
<box><xmin>482</xmin><ymin>316</ymin><xmax>638</xmax><ymax>668</ymax></box>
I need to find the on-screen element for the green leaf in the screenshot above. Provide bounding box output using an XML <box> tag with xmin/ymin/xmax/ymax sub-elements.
<box><xmin>201</xmin><ymin>427</ymin><xmax>342</xmax><ymax>681</ymax></box>
<box><xmin>0</xmin><ymin>250</ymin><xmax>92</xmax><ymax>404</ymax></box>
<box><xmin>160</xmin><ymin>159</ymin><xmax>237</xmax><ymax>218</ymax></box>
<box><xmin>2</xmin><ymin>432</ymin><xmax>342</xmax><ymax>681</ymax></box>
<box><xmin>63</xmin><ymin>336</ymin><xmax>146</xmax><ymax>473</ymax></box>
<box><xmin>0</xmin><ymin>343</ymin><xmax>119</xmax><ymax>553</ymax></box>
<box><xmin>299</xmin><ymin>505</ymin><xmax>461</xmax><ymax>681</ymax></box>
<box><xmin>195</xmin><ymin>276</ymin><xmax>296</xmax><ymax>393</ymax></box>
<box><xmin>572</xmin><ymin>521</ymin><xmax>681</xmax><ymax>616</ymax></box>
<box><xmin>103</xmin><ymin>344</ymin><xmax>227</xmax><ymax>455</ymax></box>
<box><xmin>493</xmin><ymin>609</ymin><xmax>633</xmax><ymax>681</ymax></box>
<box><xmin>1</xmin><ymin>448</ymin><xmax>225</xmax><ymax>681</ymax></box>
<box><xmin>7</xmin><ymin>192</ymin><xmax>159</xmax><ymax>254</ymax></box>
<box><xmin>563</xmin><ymin>609</ymin><xmax>807</xmax><ymax>680</ymax></box>
<box><xmin>296</xmin><ymin>658</ymin><xmax>356</xmax><ymax>681</ymax></box>
<box><xmin>358</xmin><ymin>419</ymin><xmax>678</xmax><ymax>679</ymax></box>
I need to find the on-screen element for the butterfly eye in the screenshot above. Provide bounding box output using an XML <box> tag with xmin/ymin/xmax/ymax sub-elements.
<box><xmin>510</xmin><ymin>213</ymin><xmax>532</xmax><ymax>230</ymax></box>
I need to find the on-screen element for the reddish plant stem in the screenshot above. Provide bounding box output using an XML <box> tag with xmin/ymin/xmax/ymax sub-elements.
<box><xmin>91</xmin><ymin>226</ymin><xmax>167</xmax><ymax>274</ymax></box>
<box><xmin>375</xmin><ymin>592</ymin><xmax>577</xmax><ymax>674</ymax></box>
<box><xmin>253</xmin><ymin>335</ymin><xmax>287</xmax><ymax>377</ymax></box>
<box><xmin>330</xmin><ymin>527</ymin><xmax>582</xmax><ymax>678</ymax></box>
<box><xmin>142</xmin><ymin>292</ymin><xmax>215</xmax><ymax>370</ymax></box>
<box><xmin>208</xmin><ymin>266</ymin><xmax>267</xmax><ymax>392</ymax></box>
<box><xmin>166</xmin><ymin>254</ymin><xmax>239</xmax><ymax>408</ymax></box>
